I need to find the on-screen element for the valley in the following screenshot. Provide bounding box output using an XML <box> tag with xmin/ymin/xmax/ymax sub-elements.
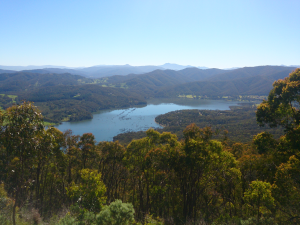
<box><xmin>0</xmin><ymin>65</ymin><xmax>296</xmax><ymax>126</ymax></box>
<box><xmin>0</xmin><ymin>65</ymin><xmax>299</xmax><ymax>224</ymax></box>
<box><xmin>55</xmin><ymin>98</ymin><xmax>242</xmax><ymax>142</ymax></box>
<box><xmin>2</xmin><ymin>1</ymin><xmax>300</xmax><ymax>224</ymax></box>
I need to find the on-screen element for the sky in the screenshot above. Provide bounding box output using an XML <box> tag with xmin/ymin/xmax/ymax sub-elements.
<box><xmin>0</xmin><ymin>0</ymin><xmax>299</xmax><ymax>68</ymax></box>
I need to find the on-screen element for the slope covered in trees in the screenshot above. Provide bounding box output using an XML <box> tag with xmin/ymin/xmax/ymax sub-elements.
<box><xmin>104</xmin><ymin>67</ymin><xmax>226</xmax><ymax>97</ymax></box>
<box><xmin>20</xmin><ymin>84</ymin><xmax>146</xmax><ymax>123</ymax></box>
<box><xmin>0</xmin><ymin>66</ymin><xmax>297</xmax><ymax>124</ymax></box>
<box><xmin>0</xmin><ymin>72</ymin><xmax>146</xmax><ymax>123</ymax></box>
<box><xmin>0</xmin><ymin>65</ymin><xmax>167</xmax><ymax>78</ymax></box>
<box><xmin>0</xmin><ymin>71</ymin><xmax>92</xmax><ymax>93</ymax></box>
<box><xmin>0</xmin><ymin>69</ymin><xmax>16</xmax><ymax>74</ymax></box>
<box><xmin>0</xmin><ymin>63</ymin><xmax>208</xmax><ymax>78</ymax></box>
<box><xmin>155</xmin><ymin>69</ymin><xmax>295</xmax><ymax>97</ymax></box>
<box><xmin>1</xmin><ymin>68</ymin><xmax>300</xmax><ymax>224</ymax></box>
<box><xmin>207</xmin><ymin>65</ymin><xmax>295</xmax><ymax>81</ymax></box>
<box><xmin>103</xmin><ymin>66</ymin><xmax>296</xmax><ymax>98</ymax></box>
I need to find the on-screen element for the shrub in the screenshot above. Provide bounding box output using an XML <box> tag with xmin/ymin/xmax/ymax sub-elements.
<box><xmin>240</xmin><ymin>217</ymin><xmax>277</xmax><ymax>225</ymax></box>
<box><xmin>96</xmin><ymin>199</ymin><xmax>135</xmax><ymax>225</ymax></box>
<box><xmin>67</xmin><ymin>169</ymin><xmax>106</xmax><ymax>213</ymax></box>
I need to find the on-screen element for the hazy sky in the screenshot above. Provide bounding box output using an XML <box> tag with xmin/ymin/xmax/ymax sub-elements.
<box><xmin>0</xmin><ymin>0</ymin><xmax>299</xmax><ymax>68</ymax></box>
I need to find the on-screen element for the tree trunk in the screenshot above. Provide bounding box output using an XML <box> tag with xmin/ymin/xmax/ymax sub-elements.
<box><xmin>12</xmin><ymin>190</ymin><xmax>18</xmax><ymax>225</ymax></box>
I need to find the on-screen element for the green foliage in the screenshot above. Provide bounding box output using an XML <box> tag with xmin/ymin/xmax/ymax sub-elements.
<box><xmin>106</xmin><ymin>65</ymin><xmax>294</xmax><ymax>98</ymax></box>
<box><xmin>2</xmin><ymin>85</ymin><xmax>300</xmax><ymax>225</ymax></box>
<box><xmin>56</xmin><ymin>205</ymin><xmax>97</xmax><ymax>225</ymax></box>
<box><xmin>0</xmin><ymin>183</ymin><xmax>13</xmax><ymax>225</ymax></box>
<box><xmin>0</xmin><ymin>71</ymin><xmax>90</xmax><ymax>92</ymax></box>
<box><xmin>0</xmin><ymin>215</ymin><xmax>10</xmax><ymax>225</ymax></box>
<box><xmin>97</xmin><ymin>141</ymin><xmax>127</xmax><ymax>203</ymax></box>
<box><xmin>96</xmin><ymin>199</ymin><xmax>135</xmax><ymax>225</ymax></box>
<box><xmin>57</xmin><ymin>214</ymin><xmax>77</xmax><ymax>225</ymax></box>
<box><xmin>154</xmin><ymin>67</ymin><xmax>295</xmax><ymax>98</ymax></box>
<box><xmin>244</xmin><ymin>181</ymin><xmax>275</xmax><ymax>221</ymax></box>
<box><xmin>256</xmin><ymin>68</ymin><xmax>300</xmax><ymax>130</ymax></box>
<box><xmin>0</xmin><ymin>71</ymin><xmax>146</xmax><ymax>123</ymax></box>
<box><xmin>24</xmin><ymin>84</ymin><xmax>146</xmax><ymax>123</ymax></box>
<box><xmin>240</xmin><ymin>217</ymin><xmax>276</xmax><ymax>225</ymax></box>
<box><xmin>143</xmin><ymin>214</ymin><xmax>164</xmax><ymax>225</ymax></box>
<box><xmin>253</xmin><ymin>132</ymin><xmax>277</xmax><ymax>154</ymax></box>
<box><xmin>272</xmin><ymin>153</ymin><xmax>300</xmax><ymax>223</ymax></box>
<box><xmin>68</xmin><ymin>204</ymin><xmax>96</xmax><ymax>225</ymax></box>
<box><xmin>0</xmin><ymin>101</ymin><xmax>45</xmax><ymax>225</ymax></box>
<box><xmin>0</xmin><ymin>94</ymin><xmax>16</xmax><ymax>109</ymax></box>
<box><xmin>67</xmin><ymin>169</ymin><xmax>106</xmax><ymax>213</ymax></box>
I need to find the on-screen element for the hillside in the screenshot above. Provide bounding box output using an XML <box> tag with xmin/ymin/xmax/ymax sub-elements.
<box><xmin>20</xmin><ymin>68</ymin><xmax>88</xmax><ymax>77</ymax></box>
<box><xmin>0</xmin><ymin>66</ymin><xmax>298</xmax><ymax>123</ymax></box>
<box><xmin>101</xmin><ymin>66</ymin><xmax>297</xmax><ymax>98</ymax></box>
<box><xmin>107</xmin><ymin>67</ymin><xmax>227</xmax><ymax>97</ymax></box>
<box><xmin>208</xmin><ymin>65</ymin><xmax>296</xmax><ymax>81</ymax></box>
<box><xmin>155</xmin><ymin>68</ymin><xmax>296</xmax><ymax>97</ymax></box>
<box><xmin>77</xmin><ymin>65</ymin><xmax>165</xmax><ymax>77</ymax></box>
<box><xmin>0</xmin><ymin>65</ymin><xmax>167</xmax><ymax>78</ymax></box>
<box><xmin>0</xmin><ymin>69</ymin><xmax>16</xmax><ymax>74</ymax></box>
<box><xmin>20</xmin><ymin>84</ymin><xmax>146</xmax><ymax>123</ymax></box>
<box><xmin>0</xmin><ymin>71</ymin><xmax>146</xmax><ymax>123</ymax></box>
<box><xmin>0</xmin><ymin>71</ymin><xmax>92</xmax><ymax>93</ymax></box>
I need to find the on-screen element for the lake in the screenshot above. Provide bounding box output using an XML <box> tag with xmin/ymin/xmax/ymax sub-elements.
<box><xmin>55</xmin><ymin>98</ymin><xmax>241</xmax><ymax>142</ymax></box>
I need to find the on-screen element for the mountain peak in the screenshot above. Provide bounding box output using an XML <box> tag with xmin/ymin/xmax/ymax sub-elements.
<box><xmin>160</xmin><ymin>63</ymin><xmax>193</xmax><ymax>70</ymax></box>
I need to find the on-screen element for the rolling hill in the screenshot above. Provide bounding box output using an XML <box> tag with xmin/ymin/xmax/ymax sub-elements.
<box><xmin>155</xmin><ymin>68</ymin><xmax>297</xmax><ymax>97</ymax></box>
<box><xmin>0</xmin><ymin>63</ymin><xmax>211</xmax><ymax>78</ymax></box>
<box><xmin>107</xmin><ymin>67</ymin><xmax>227</xmax><ymax>97</ymax></box>
<box><xmin>107</xmin><ymin>65</ymin><xmax>297</xmax><ymax>98</ymax></box>
<box><xmin>207</xmin><ymin>65</ymin><xmax>296</xmax><ymax>81</ymax></box>
<box><xmin>0</xmin><ymin>71</ymin><xmax>92</xmax><ymax>93</ymax></box>
<box><xmin>0</xmin><ymin>65</ymin><xmax>298</xmax><ymax>123</ymax></box>
<box><xmin>0</xmin><ymin>71</ymin><xmax>146</xmax><ymax>123</ymax></box>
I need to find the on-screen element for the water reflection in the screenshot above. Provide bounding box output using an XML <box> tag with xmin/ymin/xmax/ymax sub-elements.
<box><xmin>55</xmin><ymin>98</ymin><xmax>241</xmax><ymax>142</ymax></box>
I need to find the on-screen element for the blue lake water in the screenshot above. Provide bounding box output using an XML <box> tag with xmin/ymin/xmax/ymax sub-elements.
<box><xmin>55</xmin><ymin>98</ymin><xmax>241</xmax><ymax>142</ymax></box>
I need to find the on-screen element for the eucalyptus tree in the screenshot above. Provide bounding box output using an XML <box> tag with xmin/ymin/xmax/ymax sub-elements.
<box><xmin>174</xmin><ymin>124</ymin><xmax>241</xmax><ymax>223</ymax></box>
<box><xmin>256</xmin><ymin>68</ymin><xmax>300</xmax><ymax>130</ymax></box>
<box><xmin>256</xmin><ymin>68</ymin><xmax>300</xmax><ymax>156</ymax></box>
<box><xmin>0</xmin><ymin>102</ymin><xmax>44</xmax><ymax>225</ymax></box>
<box><xmin>97</xmin><ymin>141</ymin><xmax>128</xmax><ymax>203</ymax></box>
<box><xmin>124</xmin><ymin>129</ymin><xmax>180</xmax><ymax>220</ymax></box>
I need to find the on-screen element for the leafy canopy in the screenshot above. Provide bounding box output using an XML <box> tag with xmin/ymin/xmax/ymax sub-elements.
<box><xmin>256</xmin><ymin>68</ymin><xmax>300</xmax><ymax>130</ymax></box>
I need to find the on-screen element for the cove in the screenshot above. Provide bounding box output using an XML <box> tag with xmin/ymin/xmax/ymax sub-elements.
<box><xmin>55</xmin><ymin>98</ymin><xmax>241</xmax><ymax>142</ymax></box>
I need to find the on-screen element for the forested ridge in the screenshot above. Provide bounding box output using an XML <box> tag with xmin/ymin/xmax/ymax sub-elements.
<box><xmin>106</xmin><ymin>66</ymin><xmax>296</xmax><ymax>98</ymax></box>
<box><xmin>0</xmin><ymin>69</ymin><xmax>300</xmax><ymax>225</ymax></box>
<box><xmin>20</xmin><ymin>85</ymin><xmax>146</xmax><ymax>123</ymax></box>
<box><xmin>0</xmin><ymin>66</ymin><xmax>296</xmax><ymax>124</ymax></box>
<box><xmin>0</xmin><ymin>72</ymin><xmax>146</xmax><ymax>123</ymax></box>
<box><xmin>155</xmin><ymin>70</ymin><xmax>294</xmax><ymax>98</ymax></box>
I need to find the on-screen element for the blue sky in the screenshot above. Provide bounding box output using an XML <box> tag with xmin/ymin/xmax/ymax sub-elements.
<box><xmin>0</xmin><ymin>0</ymin><xmax>299</xmax><ymax>68</ymax></box>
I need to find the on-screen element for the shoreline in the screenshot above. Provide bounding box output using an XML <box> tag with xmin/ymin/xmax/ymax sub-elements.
<box><xmin>154</xmin><ymin>117</ymin><xmax>166</xmax><ymax>128</ymax></box>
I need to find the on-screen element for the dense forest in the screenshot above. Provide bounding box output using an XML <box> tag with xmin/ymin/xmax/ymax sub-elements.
<box><xmin>105</xmin><ymin>66</ymin><xmax>296</xmax><ymax>98</ymax></box>
<box><xmin>0</xmin><ymin>72</ymin><xmax>146</xmax><ymax>123</ymax></box>
<box><xmin>0</xmin><ymin>66</ymin><xmax>296</xmax><ymax>124</ymax></box>
<box><xmin>0</xmin><ymin>68</ymin><xmax>300</xmax><ymax>224</ymax></box>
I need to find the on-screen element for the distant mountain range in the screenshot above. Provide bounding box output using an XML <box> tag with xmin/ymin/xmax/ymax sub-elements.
<box><xmin>155</xmin><ymin>68</ymin><xmax>297</xmax><ymax>97</ymax></box>
<box><xmin>0</xmin><ymin>65</ymin><xmax>76</xmax><ymax>70</ymax></box>
<box><xmin>0</xmin><ymin>63</ymin><xmax>212</xmax><ymax>78</ymax></box>
<box><xmin>104</xmin><ymin>65</ymin><xmax>298</xmax><ymax>98</ymax></box>
<box><xmin>0</xmin><ymin>63</ymin><xmax>300</xmax><ymax>82</ymax></box>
